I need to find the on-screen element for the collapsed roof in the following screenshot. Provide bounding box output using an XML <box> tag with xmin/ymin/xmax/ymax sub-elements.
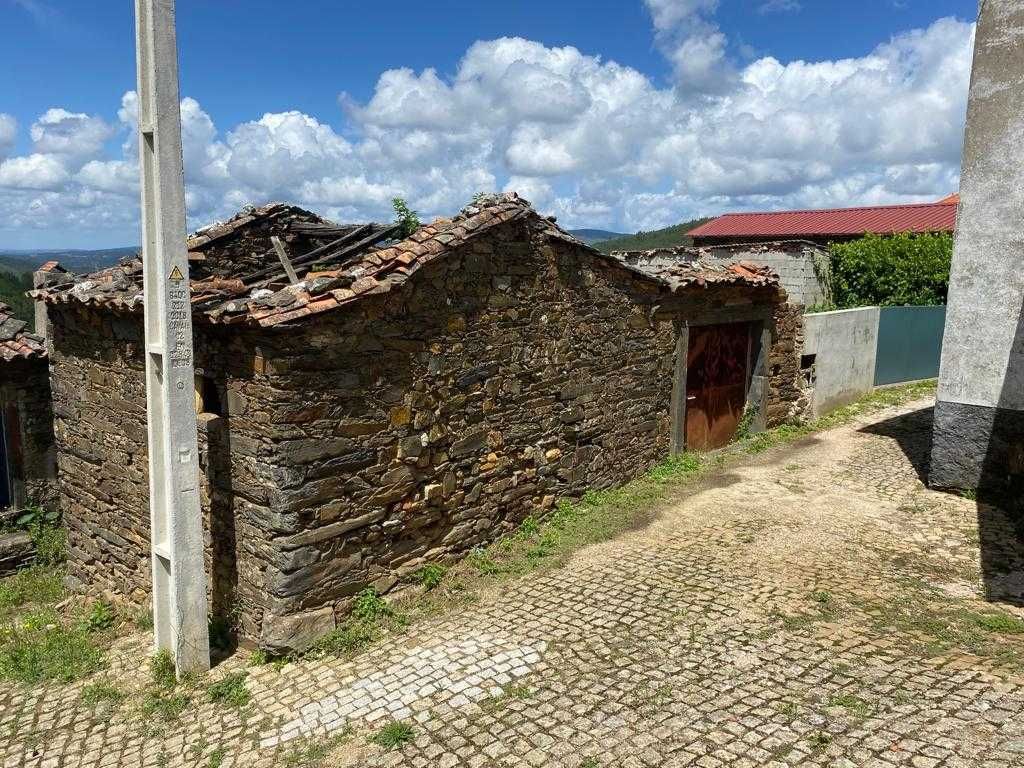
<box><xmin>35</xmin><ymin>195</ymin><xmax>781</xmax><ymax>329</ymax></box>
<box><xmin>0</xmin><ymin>304</ymin><xmax>46</xmax><ymax>363</ymax></box>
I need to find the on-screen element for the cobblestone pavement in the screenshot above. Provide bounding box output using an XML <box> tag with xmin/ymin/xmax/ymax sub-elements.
<box><xmin>6</xmin><ymin>396</ymin><xmax>1024</xmax><ymax>768</ymax></box>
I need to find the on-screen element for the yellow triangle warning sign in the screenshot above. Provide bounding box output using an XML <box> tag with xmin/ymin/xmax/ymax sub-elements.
<box><xmin>168</xmin><ymin>265</ymin><xmax>184</xmax><ymax>282</ymax></box>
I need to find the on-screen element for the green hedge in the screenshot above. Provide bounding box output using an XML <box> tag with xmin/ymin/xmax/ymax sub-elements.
<box><xmin>828</xmin><ymin>232</ymin><xmax>952</xmax><ymax>309</ymax></box>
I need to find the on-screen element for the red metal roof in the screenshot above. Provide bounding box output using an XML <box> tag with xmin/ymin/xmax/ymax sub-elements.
<box><xmin>689</xmin><ymin>201</ymin><xmax>958</xmax><ymax>240</ymax></box>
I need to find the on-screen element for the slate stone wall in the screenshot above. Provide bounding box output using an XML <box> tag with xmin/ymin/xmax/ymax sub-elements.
<box><xmin>0</xmin><ymin>359</ymin><xmax>57</xmax><ymax>510</ymax></box>
<box><xmin>48</xmin><ymin>219</ymin><xmax>803</xmax><ymax>651</ymax></box>
<box><xmin>46</xmin><ymin>304</ymin><xmax>274</xmax><ymax>635</ymax></box>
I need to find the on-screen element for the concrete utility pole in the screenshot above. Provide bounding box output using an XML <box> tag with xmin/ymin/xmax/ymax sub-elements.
<box><xmin>931</xmin><ymin>0</ymin><xmax>1024</xmax><ymax>491</ymax></box>
<box><xmin>135</xmin><ymin>0</ymin><xmax>210</xmax><ymax>674</ymax></box>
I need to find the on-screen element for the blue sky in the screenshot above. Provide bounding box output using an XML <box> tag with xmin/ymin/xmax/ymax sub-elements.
<box><xmin>0</xmin><ymin>0</ymin><xmax>979</xmax><ymax>248</ymax></box>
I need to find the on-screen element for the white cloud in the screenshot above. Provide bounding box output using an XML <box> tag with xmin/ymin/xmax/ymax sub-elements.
<box><xmin>0</xmin><ymin>114</ymin><xmax>15</xmax><ymax>159</ymax></box>
<box><xmin>759</xmin><ymin>0</ymin><xmax>801</xmax><ymax>13</ymax></box>
<box><xmin>0</xmin><ymin>14</ymin><xmax>974</xmax><ymax>245</ymax></box>
<box><xmin>643</xmin><ymin>0</ymin><xmax>735</xmax><ymax>94</ymax></box>
<box><xmin>0</xmin><ymin>153</ymin><xmax>69</xmax><ymax>190</ymax></box>
<box><xmin>30</xmin><ymin>108</ymin><xmax>113</xmax><ymax>166</ymax></box>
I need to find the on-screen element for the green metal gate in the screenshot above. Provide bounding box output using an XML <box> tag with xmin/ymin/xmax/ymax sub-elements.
<box><xmin>874</xmin><ymin>306</ymin><xmax>946</xmax><ymax>386</ymax></box>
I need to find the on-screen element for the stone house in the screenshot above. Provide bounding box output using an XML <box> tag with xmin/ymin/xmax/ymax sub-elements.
<box><xmin>36</xmin><ymin>194</ymin><xmax>803</xmax><ymax>651</ymax></box>
<box><xmin>0</xmin><ymin>302</ymin><xmax>57</xmax><ymax>514</ymax></box>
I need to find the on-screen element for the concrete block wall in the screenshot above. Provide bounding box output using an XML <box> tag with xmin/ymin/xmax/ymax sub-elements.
<box><xmin>705</xmin><ymin>247</ymin><xmax>827</xmax><ymax>308</ymax></box>
<box><xmin>614</xmin><ymin>242</ymin><xmax>829</xmax><ymax>308</ymax></box>
<box><xmin>802</xmin><ymin>307</ymin><xmax>880</xmax><ymax>417</ymax></box>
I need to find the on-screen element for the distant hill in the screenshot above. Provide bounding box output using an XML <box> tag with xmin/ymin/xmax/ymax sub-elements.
<box><xmin>0</xmin><ymin>269</ymin><xmax>33</xmax><ymax>323</ymax></box>
<box><xmin>0</xmin><ymin>247</ymin><xmax>137</xmax><ymax>274</ymax></box>
<box><xmin>567</xmin><ymin>228</ymin><xmax>627</xmax><ymax>245</ymax></box>
<box><xmin>0</xmin><ymin>249</ymin><xmax>137</xmax><ymax>324</ymax></box>
<box><xmin>592</xmin><ymin>218</ymin><xmax>713</xmax><ymax>253</ymax></box>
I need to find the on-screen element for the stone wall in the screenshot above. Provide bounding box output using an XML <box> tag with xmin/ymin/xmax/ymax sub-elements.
<box><xmin>240</xmin><ymin>220</ymin><xmax>794</xmax><ymax>650</ymax></box>
<box><xmin>46</xmin><ymin>304</ymin><xmax>276</xmax><ymax>634</ymax></box>
<box><xmin>50</xmin><ymin>218</ymin><xmax>802</xmax><ymax>651</ymax></box>
<box><xmin>0</xmin><ymin>358</ymin><xmax>57</xmax><ymax>511</ymax></box>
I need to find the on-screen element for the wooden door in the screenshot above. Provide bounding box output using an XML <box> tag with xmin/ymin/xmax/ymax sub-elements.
<box><xmin>685</xmin><ymin>323</ymin><xmax>751</xmax><ymax>451</ymax></box>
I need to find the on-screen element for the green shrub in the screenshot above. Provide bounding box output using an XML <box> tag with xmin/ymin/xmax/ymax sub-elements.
<box><xmin>32</xmin><ymin>525</ymin><xmax>67</xmax><ymax>566</ymax></box>
<box><xmin>351</xmin><ymin>588</ymin><xmax>390</xmax><ymax>622</ymax></box>
<box><xmin>828</xmin><ymin>232</ymin><xmax>952</xmax><ymax>309</ymax></box>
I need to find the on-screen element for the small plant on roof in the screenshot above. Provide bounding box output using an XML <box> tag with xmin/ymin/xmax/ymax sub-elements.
<box><xmin>392</xmin><ymin>197</ymin><xmax>421</xmax><ymax>238</ymax></box>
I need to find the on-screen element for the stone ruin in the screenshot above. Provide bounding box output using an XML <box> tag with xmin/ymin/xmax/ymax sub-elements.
<box><xmin>30</xmin><ymin>194</ymin><xmax>805</xmax><ymax>651</ymax></box>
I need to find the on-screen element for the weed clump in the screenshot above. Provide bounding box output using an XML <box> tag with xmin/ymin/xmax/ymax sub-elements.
<box><xmin>416</xmin><ymin>563</ymin><xmax>447</xmax><ymax>591</ymax></box>
<box><xmin>207</xmin><ymin>671</ymin><xmax>250</xmax><ymax>709</ymax></box>
<box><xmin>369</xmin><ymin>721</ymin><xmax>415</xmax><ymax>750</ymax></box>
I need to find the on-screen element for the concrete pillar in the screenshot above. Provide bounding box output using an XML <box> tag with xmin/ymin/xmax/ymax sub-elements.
<box><xmin>135</xmin><ymin>0</ymin><xmax>210</xmax><ymax>675</ymax></box>
<box><xmin>931</xmin><ymin>0</ymin><xmax>1024</xmax><ymax>490</ymax></box>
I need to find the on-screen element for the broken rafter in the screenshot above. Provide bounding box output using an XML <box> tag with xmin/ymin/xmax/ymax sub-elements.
<box><xmin>238</xmin><ymin>223</ymin><xmax>377</xmax><ymax>285</ymax></box>
<box><xmin>289</xmin><ymin>222</ymin><xmax>366</xmax><ymax>238</ymax></box>
<box><xmin>271</xmin><ymin>236</ymin><xmax>300</xmax><ymax>284</ymax></box>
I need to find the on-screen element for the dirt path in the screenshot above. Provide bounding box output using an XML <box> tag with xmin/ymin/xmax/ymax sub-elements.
<box><xmin>5</xmin><ymin>396</ymin><xmax>1024</xmax><ymax>767</ymax></box>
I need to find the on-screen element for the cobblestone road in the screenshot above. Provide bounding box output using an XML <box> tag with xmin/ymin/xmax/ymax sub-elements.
<box><xmin>5</xmin><ymin>396</ymin><xmax>1024</xmax><ymax>767</ymax></box>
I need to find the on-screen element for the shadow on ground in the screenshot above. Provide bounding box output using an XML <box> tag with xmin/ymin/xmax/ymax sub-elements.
<box><xmin>861</xmin><ymin>405</ymin><xmax>1024</xmax><ymax>608</ymax></box>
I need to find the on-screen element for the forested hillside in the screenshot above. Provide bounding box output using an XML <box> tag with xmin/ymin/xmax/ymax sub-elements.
<box><xmin>592</xmin><ymin>217</ymin><xmax>712</xmax><ymax>253</ymax></box>
<box><xmin>0</xmin><ymin>269</ymin><xmax>33</xmax><ymax>323</ymax></box>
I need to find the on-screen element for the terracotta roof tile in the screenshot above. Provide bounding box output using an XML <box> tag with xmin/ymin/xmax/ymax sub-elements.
<box><xmin>0</xmin><ymin>304</ymin><xmax>46</xmax><ymax>363</ymax></box>
<box><xmin>34</xmin><ymin>193</ymin><xmax>783</xmax><ymax>330</ymax></box>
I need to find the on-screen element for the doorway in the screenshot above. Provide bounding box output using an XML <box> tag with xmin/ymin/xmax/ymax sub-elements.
<box><xmin>685</xmin><ymin>322</ymin><xmax>752</xmax><ymax>451</ymax></box>
<box><xmin>0</xmin><ymin>407</ymin><xmax>10</xmax><ymax>509</ymax></box>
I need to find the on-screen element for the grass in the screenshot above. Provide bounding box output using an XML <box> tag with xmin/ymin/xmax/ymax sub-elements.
<box><xmin>828</xmin><ymin>693</ymin><xmax>873</xmax><ymax>718</ymax></box>
<box><xmin>151</xmin><ymin>649</ymin><xmax>177</xmax><ymax>689</ymax></box>
<box><xmin>740</xmin><ymin>379</ymin><xmax>937</xmax><ymax>455</ymax></box>
<box><xmin>861</xmin><ymin>586</ymin><xmax>1024</xmax><ymax>669</ymax></box>
<box><xmin>280</xmin><ymin>731</ymin><xmax>352</xmax><ymax>767</ymax></box>
<box><xmin>369</xmin><ymin>721</ymin><xmax>415</xmax><ymax>750</ymax></box>
<box><xmin>0</xmin><ymin>566</ymin><xmax>64</xmax><ymax>621</ymax></box>
<box><xmin>206</xmin><ymin>747</ymin><xmax>227</xmax><ymax>768</ymax></box>
<box><xmin>0</xmin><ymin>524</ymin><xmax>120</xmax><ymax>685</ymax></box>
<box><xmin>207</xmin><ymin>671</ymin><xmax>250</xmax><ymax>709</ymax></box>
<box><xmin>0</xmin><ymin>609</ymin><xmax>105</xmax><ymax>684</ymax></box>
<box><xmin>807</xmin><ymin>731</ymin><xmax>832</xmax><ymax>752</ymax></box>
<box><xmin>480</xmin><ymin>682</ymin><xmax>532</xmax><ymax>712</ymax></box>
<box><xmin>81</xmin><ymin>680</ymin><xmax>126</xmax><ymax>708</ymax></box>
<box><xmin>775</xmin><ymin>589</ymin><xmax>842</xmax><ymax>632</ymax></box>
<box><xmin>140</xmin><ymin>689</ymin><xmax>191</xmax><ymax>723</ymax></box>
<box><xmin>305</xmin><ymin>588</ymin><xmax>408</xmax><ymax>661</ymax></box>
